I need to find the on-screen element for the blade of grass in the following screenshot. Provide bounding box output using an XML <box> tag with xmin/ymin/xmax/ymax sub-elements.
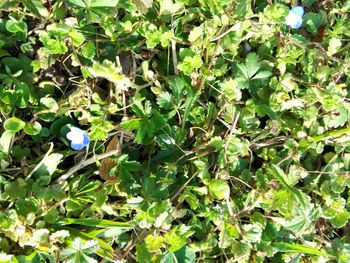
<box><xmin>299</xmin><ymin>126</ymin><xmax>350</xmax><ymax>148</ymax></box>
<box><xmin>56</xmin><ymin>218</ymin><xmax>133</xmax><ymax>228</ymax></box>
<box><xmin>272</xmin><ymin>242</ymin><xmax>332</xmax><ymax>257</ymax></box>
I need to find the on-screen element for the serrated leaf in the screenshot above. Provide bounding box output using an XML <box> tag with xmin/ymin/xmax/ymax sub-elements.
<box><xmin>157</xmin><ymin>92</ymin><xmax>173</xmax><ymax>109</ymax></box>
<box><xmin>251</xmin><ymin>70</ymin><xmax>272</xmax><ymax>80</ymax></box>
<box><xmin>245</xmin><ymin>53</ymin><xmax>260</xmax><ymax>79</ymax></box>
<box><xmin>169</xmin><ymin>76</ymin><xmax>185</xmax><ymax>103</ymax></box>
<box><xmin>329</xmin><ymin>105</ymin><xmax>348</xmax><ymax>128</ymax></box>
<box><xmin>66</xmin><ymin>0</ymin><xmax>85</xmax><ymax>8</ymax></box>
<box><xmin>136</xmin><ymin>243</ymin><xmax>152</xmax><ymax>263</ymax></box>
<box><xmin>67</xmin><ymin>0</ymin><xmax>118</xmax><ymax>7</ymax></box>
<box><xmin>90</xmin><ymin>0</ymin><xmax>119</xmax><ymax>7</ymax></box>
<box><xmin>269</xmin><ymin>165</ymin><xmax>307</xmax><ymax>210</ymax></box>
<box><xmin>53</xmin><ymin>226</ymin><xmax>114</xmax><ymax>260</ymax></box>
<box><xmin>82</xmin><ymin>41</ymin><xmax>96</xmax><ymax>59</ymax></box>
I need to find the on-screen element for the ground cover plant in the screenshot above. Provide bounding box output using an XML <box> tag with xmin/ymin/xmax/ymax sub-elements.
<box><xmin>0</xmin><ymin>0</ymin><xmax>350</xmax><ymax>262</ymax></box>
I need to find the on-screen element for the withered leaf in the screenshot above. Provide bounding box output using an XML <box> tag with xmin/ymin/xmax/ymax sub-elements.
<box><xmin>99</xmin><ymin>134</ymin><xmax>120</xmax><ymax>181</ymax></box>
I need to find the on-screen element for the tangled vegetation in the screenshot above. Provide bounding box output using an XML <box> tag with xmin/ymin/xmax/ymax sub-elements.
<box><xmin>0</xmin><ymin>0</ymin><xmax>350</xmax><ymax>262</ymax></box>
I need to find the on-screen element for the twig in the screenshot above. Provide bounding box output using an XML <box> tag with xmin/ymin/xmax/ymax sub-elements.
<box><xmin>170</xmin><ymin>173</ymin><xmax>196</xmax><ymax>202</ymax></box>
<box><xmin>224</xmin><ymin>111</ymin><xmax>240</xmax><ymax>163</ymax></box>
<box><xmin>230</xmin><ymin>175</ymin><xmax>252</xmax><ymax>189</ymax></box>
<box><xmin>26</xmin><ymin>143</ymin><xmax>54</xmax><ymax>180</ymax></box>
<box><xmin>171</xmin><ymin>15</ymin><xmax>179</xmax><ymax>75</ymax></box>
<box><xmin>54</xmin><ymin>148</ymin><xmax>120</xmax><ymax>183</ymax></box>
<box><xmin>276</xmin><ymin>153</ymin><xmax>294</xmax><ymax>166</ymax></box>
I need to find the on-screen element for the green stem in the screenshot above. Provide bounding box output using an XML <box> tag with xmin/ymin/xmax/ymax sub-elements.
<box><xmin>300</xmin><ymin>126</ymin><xmax>350</xmax><ymax>148</ymax></box>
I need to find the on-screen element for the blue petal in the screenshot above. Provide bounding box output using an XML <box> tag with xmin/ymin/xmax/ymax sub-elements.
<box><xmin>66</xmin><ymin>127</ymin><xmax>85</xmax><ymax>143</ymax></box>
<box><xmin>286</xmin><ymin>12</ymin><xmax>303</xmax><ymax>29</ymax></box>
<box><xmin>71</xmin><ymin>142</ymin><xmax>85</xmax><ymax>150</ymax></box>
<box><xmin>291</xmin><ymin>6</ymin><xmax>304</xmax><ymax>17</ymax></box>
<box><xmin>291</xmin><ymin>16</ymin><xmax>303</xmax><ymax>29</ymax></box>
<box><xmin>82</xmin><ymin>132</ymin><xmax>90</xmax><ymax>146</ymax></box>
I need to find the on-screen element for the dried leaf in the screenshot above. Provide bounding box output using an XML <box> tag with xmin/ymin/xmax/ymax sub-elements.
<box><xmin>99</xmin><ymin>135</ymin><xmax>120</xmax><ymax>181</ymax></box>
<box><xmin>132</xmin><ymin>0</ymin><xmax>153</xmax><ymax>14</ymax></box>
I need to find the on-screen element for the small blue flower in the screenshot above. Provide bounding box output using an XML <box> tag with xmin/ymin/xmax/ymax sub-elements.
<box><xmin>286</xmin><ymin>6</ymin><xmax>304</xmax><ymax>29</ymax></box>
<box><xmin>66</xmin><ymin>127</ymin><xmax>90</xmax><ymax>150</ymax></box>
<box><xmin>291</xmin><ymin>6</ymin><xmax>304</xmax><ymax>17</ymax></box>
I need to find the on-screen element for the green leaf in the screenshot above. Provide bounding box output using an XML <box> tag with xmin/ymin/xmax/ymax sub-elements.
<box><xmin>67</xmin><ymin>0</ymin><xmax>119</xmax><ymax>7</ymax></box>
<box><xmin>132</xmin><ymin>0</ymin><xmax>153</xmax><ymax>14</ymax></box>
<box><xmin>82</xmin><ymin>41</ymin><xmax>96</xmax><ymax>59</ymax></box>
<box><xmin>15</xmin><ymin>82</ymin><xmax>30</xmax><ymax>108</ymax></box>
<box><xmin>0</xmin><ymin>130</ymin><xmax>15</xmax><ymax>155</ymax></box>
<box><xmin>67</xmin><ymin>0</ymin><xmax>119</xmax><ymax>22</ymax></box>
<box><xmin>60</xmin><ymin>237</ymin><xmax>99</xmax><ymax>263</ymax></box>
<box><xmin>328</xmin><ymin>38</ymin><xmax>342</xmax><ymax>56</ymax></box>
<box><xmin>136</xmin><ymin>243</ymin><xmax>152</xmax><ymax>263</ymax></box>
<box><xmin>117</xmin><ymin>154</ymin><xmax>142</xmax><ymax>178</ymax></box>
<box><xmin>342</xmin><ymin>0</ymin><xmax>350</xmax><ymax>12</ymax></box>
<box><xmin>269</xmin><ymin>165</ymin><xmax>307</xmax><ymax>209</ymax></box>
<box><xmin>53</xmin><ymin>226</ymin><xmax>114</xmax><ymax>260</ymax></box>
<box><xmin>208</xmin><ymin>179</ymin><xmax>230</xmax><ymax>200</ymax></box>
<box><xmin>188</xmin><ymin>26</ymin><xmax>203</xmax><ymax>43</ymax></box>
<box><xmin>302</xmin><ymin>0</ymin><xmax>316</xmax><ymax>7</ymax></box>
<box><xmin>88</xmin><ymin>60</ymin><xmax>123</xmax><ymax>83</ymax></box>
<box><xmin>66</xmin><ymin>0</ymin><xmax>85</xmax><ymax>8</ymax></box>
<box><xmin>234</xmin><ymin>0</ymin><xmax>252</xmax><ymax>18</ymax></box>
<box><xmin>169</xmin><ymin>76</ymin><xmax>185</xmax><ymax>103</ymax></box>
<box><xmin>39</xmin><ymin>33</ymin><xmax>68</xmax><ymax>54</ymax></box>
<box><xmin>157</xmin><ymin>92</ymin><xmax>174</xmax><ymax>109</ymax></box>
<box><xmin>24</xmin><ymin>121</ymin><xmax>42</xmax><ymax>136</ymax></box>
<box><xmin>22</xmin><ymin>0</ymin><xmax>49</xmax><ymax>18</ymax></box>
<box><xmin>164</xmin><ymin>229</ymin><xmax>186</xmax><ymax>252</ymax></box>
<box><xmin>174</xmin><ymin>246</ymin><xmax>196</xmax><ymax>263</ymax></box>
<box><xmin>15</xmin><ymin>197</ymin><xmax>39</xmax><ymax>217</ymax></box>
<box><xmin>177</xmin><ymin>54</ymin><xmax>203</xmax><ymax>76</ymax></box>
<box><xmin>16</xmin><ymin>251</ymin><xmax>54</xmax><ymax>263</ymax></box>
<box><xmin>329</xmin><ymin>105</ymin><xmax>348</xmax><ymax>128</ymax></box>
<box><xmin>145</xmin><ymin>235</ymin><xmax>164</xmax><ymax>252</ymax></box>
<box><xmin>4</xmin><ymin>178</ymin><xmax>28</xmax><ymax>200</ymax></box>
<box><xmin>120</xmin><ymin>118</ymin><xmax>142</xmax><ymax>130</ymax></box>
<box><xmin>245</xmin><ymin>53</ymin><xmax>260</xmax><ymax>79</ymax></box>
<box><xmin>272</xmin><ymin>242</ymin><xmax>331</xmax><ymax>257</ymax></box>
<box><xmin>303</xmin><ymin>12</ymin><xmax>326</xmax><ymax>36</ymax></box>
<box><xmin>330</xmin><ymin>211</ymin><xmax>350</xmax><ymax>228</ymax></box>
<box><xmin>6</xmin><ymin>20</ymin><xmax>27</xmax><ymax>34</ymax></box>
<box><xmin>89</xmin><ymin>0</ymin><xmax>119</xmax><ymax>7</ymax></box>
<box><xmin>251</xmin><ymin>71</ymin><xmax>272</xmax><ymax>80</ymax></box>
<box><xmin>69</xmin><ymin>30</ymin><xmax>85</xmax><ymax>47</ymax></box>
<box><xmin>182</xmin><ymin>82</ymin><xmax>199</xmax><ymax>128</ymax></box>
<box><xmin>34</xmin><ymin>153</ymin><xmax>63</xmax><ymax>177</ymax></box>
<box><xmin>242</xmin><ymin>224</ymin><xmax>262</xmax><ymax>243</ymax></box>
<box><xmin>4</xmin><ymin>117</ymin><xmax>25</xmax><ymax>132</ymax></box>
<box><xmin>160</xmin><ymin>253</ymin><xmax>176</xmax><ymax>263</ymax></box>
